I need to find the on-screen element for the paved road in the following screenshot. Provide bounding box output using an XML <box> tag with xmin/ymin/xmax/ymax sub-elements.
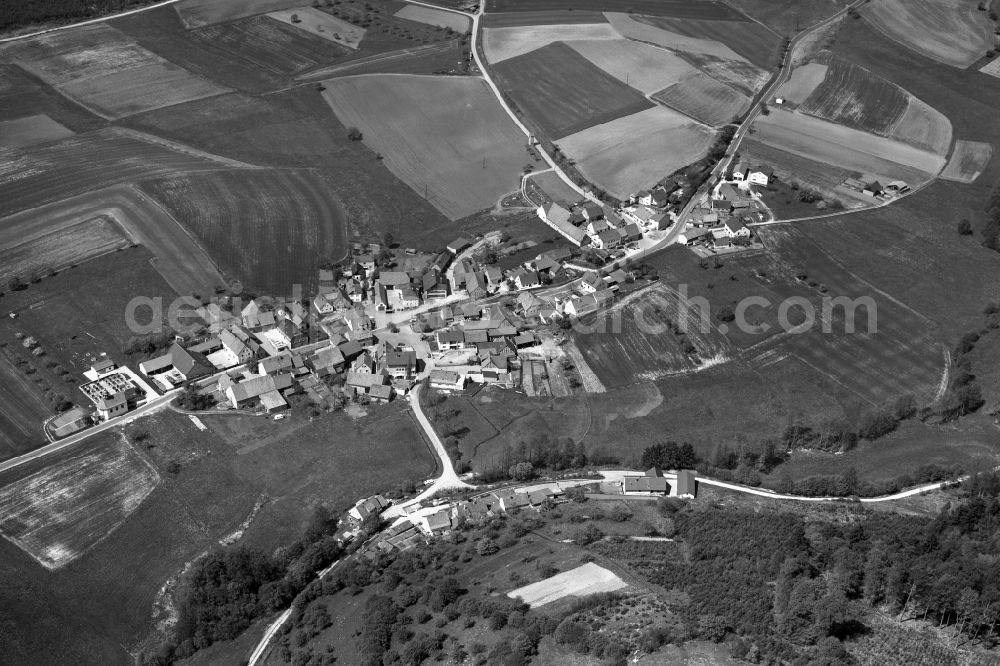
<box><xmin>0</xmin><ymin>0</ymin><xmax>183</xmax><ymax>43</ymax></box>
<box><xmin>698</xmin><ymin>474</ymin><xmax>974</xmax><ymax>504</ymax></box>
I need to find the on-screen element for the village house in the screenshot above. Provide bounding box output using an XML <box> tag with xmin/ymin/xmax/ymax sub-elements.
<box><xmin>258</xmin><ymin>353</ymin><xmax>294</xmax><ymax>376</ymax></box>
<box><xmin>429</xmin><ymin>369</ymin><xmax>465</xmax><ymax>391</ymax></box>
<box><xmin>591</xmin><ymin>228</ymin><xmax>622</xmax><ymax>250</ymax></box>
<box><xmin>580</xmin><ymin>271</ymin><xmax>603</xmax><ymax>293</ymax></box>
<box><xmin>384</xmin><ymin>349</ymin><xmax>417</xmax><ymax>379</ymax></box>
<box><xmin>345</xmin><ymin>370</ymin><xmax>388</xmax><ymax>397</ymax></box>
<box><xmin>491</xmin><ymin>489</ymin><xmax>531</xmax><ymax>512</ymax></box>
<box><xmin>307</xmin><ymin>346</ymin><xmax>345</xmax><ymax>376</ymax></box>
<box><xmin>344</xmin><ymin>307</ymin><xmax>374</xmax><ymax>332</ymax></box>
<box><xmin>435</xmin><ymin>329</ymin><xmax>466</xmax><ymax>351</ymax></box>
<box><xmin>417</xmin><ymin>508</ymin><xmax>453</xmax><ymax>535</ymax></box>
<box><xmin>537</xmin><ymin>202</ymin><xmax>587</xmax><ymax>246</ymax></box>
<box><xmin>80</xmin><ymin>373</ymin><xmax>141</xmax><ymax>421</ymax></box>
<box><xmin>676</xmin><ymin>470</ymin><xmax>697</xmax><ymax>498</ymax></box>
<box><xmin>220</xmin><ymin>326</ymin><xmax>262</xmax><ymax>365</ymax></box>
<box><xmin>220</xmin><ymin>372</ymin><xmax>293</xmax><ymax>412</ymax></box>
<box><xmin>349</xmin><ymin>495</ymin><xmax>390</xmax><ymax>523</ymax></box>
<box><xmin>623</xmin><ymin>468</ymin><xmax>669</xmax><ymax>496</ymax></box>
<box><xmin>511</xmin><ymin>267</ymin><xmax>540</xmax><ymax>291</ymax></box>
<box><xmin>447</xmin><ymin>237</ymin><xmax>471</xmax><ymax>254</ymax></box>
<box><xmin>746</xmin><ymin>166</ymin><xmax>773</xmax><ymax>186</ymax></box>
<box><xmin>139</xmin><ymin>343</ymin><xmax>214</xmax><ymax>382</ymax></box>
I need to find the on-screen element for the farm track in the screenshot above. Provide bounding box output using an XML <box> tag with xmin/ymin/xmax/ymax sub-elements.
<box><xmin>295</xmin><ymin>42</ymin><xmax>459</xmax><ymax>81</ymax></box>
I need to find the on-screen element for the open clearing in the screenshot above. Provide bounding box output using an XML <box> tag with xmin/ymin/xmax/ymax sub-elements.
<box><xmin>940</xmin><ymin>140</ymin><xmax>993</xmax><ymax>183</ymax></box>
<box><xmin>752</xmin><ymin>109</ymin><xmax>946</xmax><ymax>183</ymax></box>
<box><xmin>321</xmin><ymin>75</ymin><xmax>526</xmax><ymax>220</ymax></box>
<box><xmin>487</xmin><ymin>0</ymin><xmax>746</xmax><ymax>20</ymax></box>
<box><xmin>0</xmin><ymin>114</ymin><xmax>73</xmax><ymax>149</ymax></box>
<box><xmin>0</xmin><ymin>216</ymin><xmax>129</xmax><ymax>285</ymax></box>
<box><xmin>174</xmin><ymin>0</ymin><xmax>302</xmax><ymax>28</ymax></box>
<box><xmin>777</xmin><ymin>62</ymin><xmax>827</xmax><ymax>104</ymax></box>
<box><xmin>798</xmin><ymin>54</ymin><xmax>908</xmax><ymax>135</ymax></box>
<box><xmin>492</xmin><ymin>42</ymin><xmax>653</xmax><ymax>139</ymax></box>
<box><xmin>864</xmin><ymin>0</ymin><xmax>993</xmax><ymax>68</ymax></box>
<box><xmin>0</xmin><ymin>434</ymin><xmax>158</xmax><ymax>570</ymax></box>
<box><xmin>558</xmin><ymin>106</ymin><xmax>713</xmax><ymax>199</ymax></box>
<box><xmin>139</xmin><ymin>170</ymin><xmax>347</xmax><ymax>294</ymax></box>
<box><xmin>0</xmin><ymin>24</ymin><xmax>228</xmax><ymax>120</ymax></box>
<box><xmin>482</xmin><ymin>23</ymin><xmax>618</xmax><ymax>62</ymax></box>
<box><xmin>653</xmin><ymin>72</ymin><xmax>749</xmax><ymax>126</ymax></box>
<box><xmin>395</xmin><ymin>5</ymin><xmax>470</xmax><ymax>33</ymax></box>
<box><xmin>508</xmin><ymin>562</ymin><xmax>626</xmax><ymax>607</ymax></box>
<box><xmin>269</xmin><ymin>7</ymin><xmax>367</xmax><ymax>48</ymax></box>
<box><xmin>0</xmin><ymin>185</ymin><xmax>225</xmax><ymax>298</ymax></box>
<box><xmin>566</xmin><ymin>39</ymin><xmax>699</xmax><ymax>94</ymax></box>
<box><xmin>573</xmin><ymin>284</ymin><xmax>734</xmax><ymax>388</ymax></box>
<box><xmin>648</xmin><ymin>17</ymin><xmax>782</xmax><ymax>69</ymax></box>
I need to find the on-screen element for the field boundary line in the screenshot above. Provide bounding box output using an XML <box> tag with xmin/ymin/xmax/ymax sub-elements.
<box><xmin>112</xmin><ymin>127</ymin><xmax>263</xmax><ymax>170</ymax></box>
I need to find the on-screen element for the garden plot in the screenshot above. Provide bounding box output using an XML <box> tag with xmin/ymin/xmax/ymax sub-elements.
<box><xmin>321</xmin><ymin>74</ymin><xmax>526</xmax><ymax>220</ymax></box>
<box><xmin>0</xmin><ymin>114</ymin><xmax>73</xmax><ymax>149</ymax></box>
<box><xmin>395</xmin><ymin>5</ymin><xmax>470</xmax><ymax>33</ymax></box>
<box><xmin>565</xmin><ymin>39</ymin><xmax>699</xmax><ymax>94</ymax></box>
<box><xmin>864</xmin><ymin>0</ymin><xmax>993</xmax><ymax>68</ymax></box>
<box><xmin>508</xmin><ymin>562</ymin><xmax>626</xmax><ymax>607</ymax></box>
<box><xmin>482</xmin><ymin>22</ymin><xmax>618</xmax><ymax>62</ymax></box>
<box><xmin>558</xmin><ymin>106</ymin><xmax>712</xmax><ymax>199</ymax></box>
<box><xmin>940</xmin><ymin>141</ymin><xmax>993</xmax><ymax>183</ymax></box>
<box><xmin>0</xmin><ymin>434</ymin><xmax>159</xmax><ymax>569</ymax></box>
<box><xmin>269</xmin><ymin>7</ymin><xmax>366</xmax><ymax>48</ymax></box>
<box><xmin>0</xmin><ymin>23</ymin><xmax>228</xmax><ymax>119</ymax></box>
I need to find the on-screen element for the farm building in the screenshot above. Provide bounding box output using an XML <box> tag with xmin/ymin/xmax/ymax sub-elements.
<box><xmin>537</xmin><ymin>202</ymin><xmax>587</xmax><ymax>245</ymax></box>
<box><xmin>746</xmin><ymin>166</ymin><xmax>773</xmax><ymax>186</ymax></box>
<box><xmin>447</xmin><ymin>237</ymin><xmax>472</xmax><ymax>254</ymax></box>
<box><xmin>676</xmin><ymin>470</ymin><xmax>697</xmax><ymax>498</ymax></box>
<box><xmin>349</xmin><ymin>495</ymin><xmax>391</xmax><ymax>523</ymax></box>
<box><xmin>220</xmin><ymin>373</ymin><xmax>293</xmax><ymax>412</ymax></box>
<box><xmin>429</xmin><ymin>369</ymin><xmax>465</xmax><ymax>391</ymax></box>
<box><xmin>417</xmin><ymin>508</ymin><xmax>453</xmax><ymax>535</ymax></box>
<box><xmin>623</xmin><ymin>468</ymin><xmax>669</xmax><ymax>496</ymax></box>
<box><xmin>49</xmin><ymin>407</ymin><xmax>92</xmax><ymax>438</ymax></box>
<box><xmin>139</xmin><ymin>343</ymin><xmax>214</xmax><ymax>384</ymax></box>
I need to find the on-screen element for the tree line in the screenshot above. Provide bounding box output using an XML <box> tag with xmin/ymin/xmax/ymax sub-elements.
<box><xmin>1</xmin><ymin>0</ymin><xmax>155</xmax><ymax>32</ymax></box>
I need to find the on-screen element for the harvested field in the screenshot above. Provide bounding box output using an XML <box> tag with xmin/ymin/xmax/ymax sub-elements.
<box><xmin>0</xmin><ymin>65</ymin><xmax>102</xmax><ymax>135</ymax></box>
<box><xmin>864</xmin><ymin>0</ymin><xmax>993</xmax><ymax>68</ymax></box>
<box><xmin>395</xmin><ymin>5</ymin><xmax>470</xmax><ymax>33</ymax></box>
<box><xmin>508</xmin><ymin>562</ymin><xmax>626</xmax><ymax>607</ymax></box>
<box><xmin>0</xmin><ymin>114</ymin><xmax>73</xmax><ymax>149</ymax></box>
<box><xmin>940</xmin><ymin>140</ymin><xmax>993</xmax><ymax>183</ymax></box>
<box><xmin>887</xmin><ymin>96</ymin><xmax>953</xmax><ymax>155</ymax></box>
<box><xmin>0</xmin><ymin>24</ymin><xmax>228</xmax><ymax>120</ymax></box>
<box><xmin>174</xmin><ymin>0</ymin><xmax>302</xmax><ymax>27</ymax></box>
<box><xmin>566</xmin><ymin>38</ymin><xmax>699</xmax><ymax>94</ymax></box>
<box><xmin>482</xmin><ymin>10</ymin><xmax>607</xmax><ymax>27</ymax></box>
<box><xmin>558</xmin><ymin>106</ymin><xmax>713</xmax><ymax>199</ymax></box>
<box><xmin>725</xmin><ymin>0</ymin><xmax>848</xmax><ymax>35</ymax></box>
<box><xmin>798</xmin><ymin>54</ymin><xmax>908</xmax><ymax>136</ymax></box>
<box><xmin>752</xmin><ymin>109</ymin><xmax>945</xmax><ymax>183</ymax></box>
<box><xmin>682</xmin><ymin>50</ymin><xmax>769</xmax><ymax>95</ymax></box>
<box><xmin>322</xmin><ymin>74</ymin><xmax>526</xmax><ymax>220</ymax></box>
<box><xmin>0</xmin><ymin>185</ymin><xmax>225</xmax><ymax>298</ymax></box>
<box><xmin>269</xmin><ymin>7</ymin><xmax>367</xmax><ymax>48</ymax></box>
<box><xmin>653</xmin><ymin>72</ymin><xmax>749</xmax><ymax>126</ymax></box>
<box><xmin>139</xmin><ymin>170</ymin><xmax>347</xmax><ymax>294</ymax></box>
<box><xmin>492</xmin><ymin>42</ymin><xmax>653</xmax><ymax>139</ymax></box>
<box><xmin>573</xmin><ymin>284</ymin><xmax>735</xmax><ymax>388</ymax></box>
<box><xmin>0</xmin><ymin>433</ymin><xmax>159</xmax><ymax>569</ymax></box>
<box><xmin>607</xmin><ymin>13</ymin><xmax>748</xmax><ymax>61</ymax></box>
<box><xmin>487</xmin><ymin>0</ymin><xmax>746</xmax><ymax>20</ymax></box>
<box><xmin>0</xmin><ymin>216</ymin><xmax>128</xmax><ymax>285</ymax></box>
<box><xmin>982</xmin><ymin>57</ymin><xmax>1000</xmax><ymax>78</ymax></box>
<box><xmin>482</xmin><ymin>23</ymin><xmax>618</xmax><ymax>62</ymax></box>
<box><xmin>191</xmin><ymin>15</ymin><xmax>349</xmax><ymax>75</ymax></box>
<box><xmin>0</xmin><ymin>126</ymin><xmax>247</xmax><ymax>221</ymax></box>
<box><xmin>648</xmin><ymin>17</ymin><xmax>782</xmax><ymax>69</ymax></box>
<box><xmin>528</xmin><ymin>170</ymin><xmax>581</xmax><ymax>207</ymax></box>
<box><xmin>777</xmin><ymin>62</ymin><xmax>827</xmax><ymax>104</ymax></box>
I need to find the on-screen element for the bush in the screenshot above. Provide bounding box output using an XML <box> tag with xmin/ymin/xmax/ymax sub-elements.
<box><xmin>346</xmin><ymin>127</ymin><xmax>363</xmax><ymax>141</ymax></box>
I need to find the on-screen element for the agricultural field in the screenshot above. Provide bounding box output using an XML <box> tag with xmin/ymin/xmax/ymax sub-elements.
<box><xmin>797</xmin><ymin>54</ymin><xmax>909</xmax><ymax>135</ymax></box>
<box><xmin>608</xmin><ymin>13</ymin><xmax>749</xmax><ymax>61</ymax></box>
<box><xmin>139</xmin><ymin>169</ymin><xmax>348</xmax><ymax>294</ymax></box>
<box><xmin>886</xmin><ymin>97</ymin><xmax>953</xmax><ymax>155</ymax></box>
<box><xmin>492</xmin><ymin>42</ymin><xmax>652</xmax><ymax>139</ymax></box>
<box><xmin>508</xmin><ymin>562</ymin><xmax>627</xmax><ymax>607</ymax></box>
<box><xmin>0</xmin><ymin>216</ymin><xmax>129</xmax><ymax>285</ymax></box>
<box><xmin>527</xmin><ymin>170</ymin><xmax>581</xmax><ymax>207</ymax></box>
<box><xmin>0</xmin><ymin>127</ymin><xmax>246</xmax><ymax>220</ymax></box>
<box><xmin>0</xmin><ymin>350</ymin><xmax>52</xmax><ymax>461</ymax></box>
<box><xmin>190</xmin><ymin>15</ymin><xmax>350</xmax><ymax>75</ymax></box>
<box><xmin>486</xmin><ymin>0</ymin><xmax>747</xmax><ymax>19</ymax></box>
<box><xmin>394</xmin><ymin>5</ymin><xmax>470</xmax><ymax>32</ymax></box>
<box><xmin>565</xmin><ymin>39</ymin><xmax>699</xmax><ymax>94</ymax></box>
<box><xmin>940</xmin><ymin>140</ymin><xmax>993</xmax><ymax>183</ymax></box>
<box><xmin>0</xmin><ymin>114</ymin><xmax>73</xmax><ymax>149</ymax></box>
<box><xmin>482</xmin><ymin>22</ymin><xmax>618</xmax><ymax>63</ymax></box>
<box><xmin>572</xmin><ymin>284</ymin><xmax>735</xmax><ymax>389</ymax></box>
<box><xmin>173</xmin><ymin>0</ymin><xmax>302</xmax><ymax>28</ymax></box>
<box><xmin>321</xmin><ymin>74</ymin><xmax>527</xmax><ymax>220</ymax></box>
<box><xmin>269</xmin><ymin>7</ymin><xmax>368</xmax><ymax>47</ymax></box>
<box><xmin>557</xmin><ymin>106</ymin><xmax>713</xmax><ymax>199</ymax></box>
<box><xmin>864</xmin><ymin>0</ymin><xmax>994</xmax><ymax>68</ymax></box>
<box><xmin>648</xmin><ymin>17</ymin><xmax>782</xmax><ymax>69</ymax></box>
<box><xmin>982</xmin><ymin>56</ymin><xmax>1000</xmax><ymax>78</ymax></box>
<box><xmin>482</xmin><ymin>10</ymin><xmax>607</xmax><ymax>27</ymax></box>
<box><xmin>0</xmin><ymin>23</ymin><xmax>229</xmax><ymax>120</ymax></box>
<box><xmin>0</xmin><ymin>64</ymin><xmax>103</xmax><ymax>135</ymax></box>
<box><xmin>725</xmin><ymin>0</ymin><xmax>848</xmax><ymax>35</ymax></box>
<box><xmin>751</xmin><ymin>109</ymin><xmax>946</xmax><ymax>185</ymax></box>
<box><xmin>653</xmin><ymin>72</ymin><xmax>750</xmax><ymax>126</ymax></box>
<box><xmin>776</xmin><ymin>62</ymin><xmax>827</xmax><ymax>103</ymax></box>
<box><xmin>0</xmin><ymin>433</ymin><xmax>159</xmax><ymax>569</ymax></box>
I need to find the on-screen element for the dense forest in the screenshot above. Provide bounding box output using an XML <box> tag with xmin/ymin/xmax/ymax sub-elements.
<box><xmin>0</xmin><ymin>0</ymin><xmax>156</xmax><ymax>33</ymax></box>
